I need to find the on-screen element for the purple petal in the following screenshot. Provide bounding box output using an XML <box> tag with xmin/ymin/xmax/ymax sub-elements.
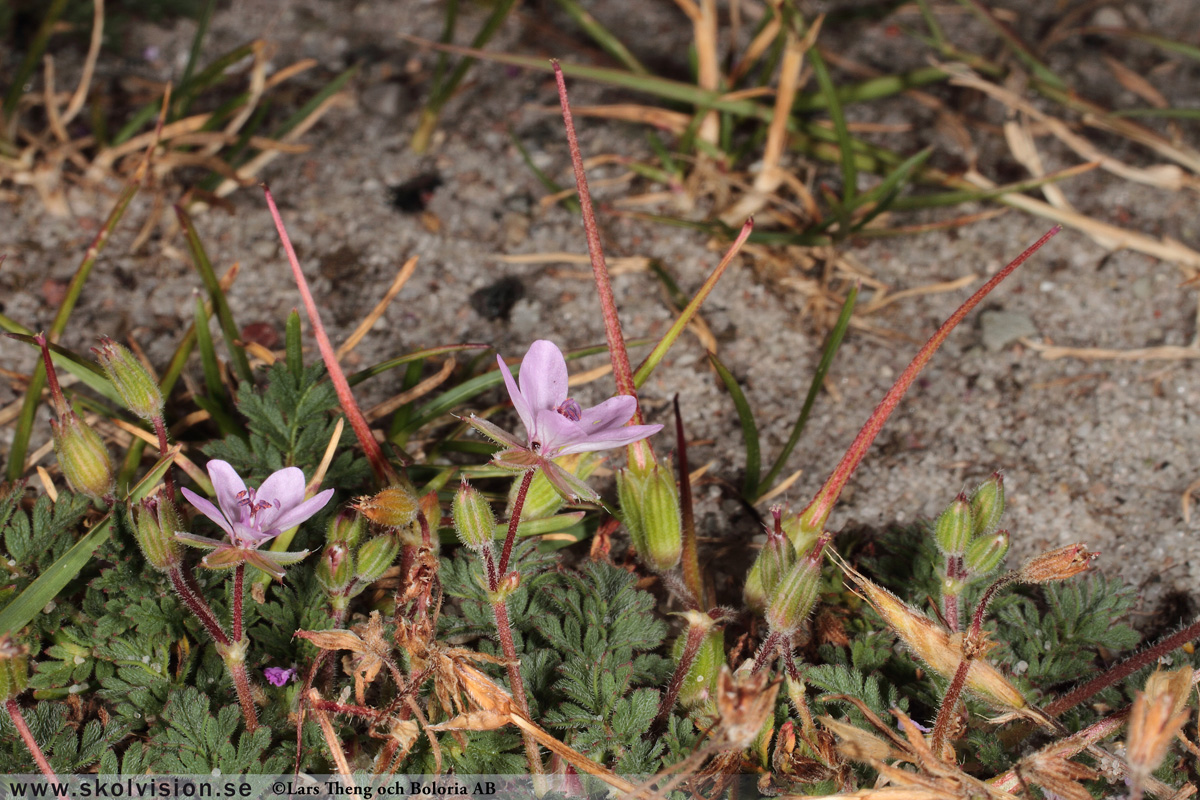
<box><xmin>206</xmin><ymin>460</ymin><xmax>247</xmax><ymax>522</ymax></box>
<box><xmin>497</xmin><ymin>355</ymin><xmax>534</xmax><ymax>436</ymax></box>
<box><xmin>181</xmin><ymin>487</ymin><xmax>234</xmax><ymax>536</ymax></box>
<box><xmin>270</xmin><ymin>488</ymin><xmax>335</xmax><ymax>533</ymax></box>
<box><xmin>233</xmin><ymin>520</ymin><xmax>275</xmax><ymax>547</ymax></box>
<box><xmin>517</xmin><ymin>340</ymin><xmax>568</xmax><ymax>415</ymax></box>
<box><xmin>533</xmin><ymin>409</ymin><xmax>589</xmax><ymax>455</ymax></box>
<box><xmin>578</xmin><ymin>395</ymin><xmax>637</xmax><ymax>431</ymax></box>
<box><xmin>264</xmin><ymin>667</ymin><xmax>295</xmax><ymax>687</ymax></box>
<box><xmin>554</xmin><ymin>423</ymin><xmax>663</xmax><ymax>456</ymax></box>
<box><xmin>254</xmin><ymin>467</ymin><xmax>307</xmax><ymax>529</ymax></box>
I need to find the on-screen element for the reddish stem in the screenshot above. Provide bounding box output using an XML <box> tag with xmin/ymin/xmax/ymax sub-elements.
<box><xmin>263</xmin><ymin>185</ymin><xmax>398</xmax><ymax>487</ymax></box>
<box><xmin>167</xmin><ymin>565</ymin><xmax>230</xmax><ymax>646</ymax></box>
<box><xmin>151</xmin><ymin>415</ymin><xmax>176</xmax><ymax>504</ymax></box>
<box><xmin>654</xmin><ymin>620</ymin><xmax>708</xmax><ymax>730</ymax></box>
<box><xmin>498</xmin><ymin>469</ymin><xmax>534</xmax><ymax>577</ymax></box>
<box><xmin>799</xmin><ymin>227</ymin><xmax>1061</xmax><ymax>535</ymax></box>
<box><xmin>673</xmin><ymin>397</ymin><xmax>703</xmax><ymax>608</ymax></box>
<box><xmin>552</xmin><ymin>63</ymin><xmax>636</xmax><ymax>408</ymax></box>
<box><xmin>226</xmin><ymin>656</ymin><xmax>260</xmax><ymax>733</ymax></box>
<box><xmin>1045</xmin><ymin>615</ymin><xmax>1200</xmax><ymax>718</ymax></box>
<box><xmin>6</xmin><ymin>698</ymin><xmax>66</xmax><ymax>796</ymax></box>
<box><xmin>491</xmin><ymin>598</ymin><xmax>544</xmax><ymax>777</ymax></box>
<box><xmin>33</xmin><ymin>335</ymin><xmax>68</xmax><ymax>417</ymax></box>
<box><xmin>751</xmin><ymin>631</ymin><xmax>782</xmax><ymax>674</ymax></box>
<box><xmin>232</xmin><ymin>563</ymin><xmax>245</xmax><ymax>643</ymax></box>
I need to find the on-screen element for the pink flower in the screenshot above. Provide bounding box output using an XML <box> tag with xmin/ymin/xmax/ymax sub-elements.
<box><xmin>466</xmin><ymin>340</ymin><xmax>661</xmax><ymax>501</ymax></box>
<box><xmin>177</xmin><ymin>460</ymin><xmax>334</xmax><ymax>580</ymax></box>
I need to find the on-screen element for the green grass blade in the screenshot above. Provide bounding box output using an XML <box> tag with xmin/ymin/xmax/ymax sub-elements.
<box><xmin>266</xmin><ymin>65</ymin><xmax>357</xmax><ymax>142</ymax></box>
<box><xmin>707</xmin><ymin>351</ymin><xmax>760</xmax><ymax>498</ymax></box>
<box><xmin>412</xmin><ymin>0</ymin><xmax>519</xmax><ymax>152</ymax></box>
<box><xmin>1107</xmin><ymin>108</ymin><xmax>1200</xmax><ymax>120</ymax></box>
<box><xmin>809</xmin><ymin>48</ymin><xmax>857</xmax><ymax>209</ymax></box>
<box><xmin>0</xmin><ymin>328</ymin><xmax>122</xmax><ymax>406</ymax></box>
<box><xmin>386</xmin><ymin>359</ymin><xmax>426</xmax><ymax>441</ymax></box>
<box><xmin>551</xmin><ymin>0</ymin><xmax>648</xmax><ymax>74</ymax></box>
<box><xmin>847</xmin><ymin>147</ymin><xmax>933</xmax><ymax>230</ymax></box>
<box><xmin>955</xmin><ymin>0</ymin><xmax>1065</xmax><ymax>89</ymax></box>
<box><xmin>6</xmin><ymin>175</ymin><xmax>143</xmax><ymax>481</ymax></box>
<box><xmin>888</xmin><ymin>162</ymin><xmax>1097</xmax><ymax>210</ymax></box>
<box><xmin>759</xmin><ymin>284</ymin><xmax>857</xmax><ymax>495</ymax></box>
<box><xmin>285</xmin><ymin>309</ymin><xmax>304</xmax><ymax>381</ymax></box>
<box><xmin>633</xmin><ymin>221</ymin><xmax>753</xmax><ymax>388</ymax></box>
<box><xmin>509</xmin><ymin>129</ymin><xmax>580</xmax><ymax>214</ymax></box>
<box><xmin>174</xmin><ymin>0</ymin><xmax>218</xmax><ymax>119</ymax></box>
<box><xmin>0</xmin><ymin>451</ymin><xmax>174</xmax><ymax>637</ymax></box>
<box><xmin>2</xmin><ymin>0</ymin><xmax>68</xmax><ymax>121</ymax></box>
<box><xmin>175</xmin><ymin>205</ymin><xmax>253</xmax><ymax>384</ymax></box>
<box><xmin>349</xmin><ymin>344</ymin><xmax>489</xmax><ymax>386</ymax></box>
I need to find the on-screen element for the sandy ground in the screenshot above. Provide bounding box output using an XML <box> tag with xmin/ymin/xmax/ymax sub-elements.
<box><xmin>1</xmin><ymin>0</ymin><xmax>1198</xmax><ymax>620</ymax></box>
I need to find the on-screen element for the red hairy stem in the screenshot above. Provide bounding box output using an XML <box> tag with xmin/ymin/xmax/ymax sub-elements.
<box><xmin>167</xmin><ymin>565</ymin><xmax>230</xmax><ymax>647</ymax></box>
<box><xmin>263</xmin><ymin>185</ymin><xmax>399</xmax><ymax>487</ymax></box>
<box><xmin>226</xmin><ymin>657</ymin><xmax>260</xmax><ymax>733</ymax></box>
<box><xmin>798</xmin><ymin>227</ymin><xmax>1061</xmax><ymax>535</ymax></box>
<box><xmin>653</xmin><ymin>619</ymin><xmax>709</xmax><ymax>730</ymax></box>
<box><xmin>6</xmin><ymin>699</ymin><xmax>65</xmax><ymax>795</ymax></box>
<box><xmin>552</xmin><ymin>63</ymin><xmax>637</xmax><ymax>406</ymax></box>
<box><xmin>498</xmin><ymin>469</ymin><xmax>534</xmax><ymax>577</ymax></box>
<box><xmin>232</xmin><ymin>563</ymin><xmax>245</xmax><ymax>643</ymax></box>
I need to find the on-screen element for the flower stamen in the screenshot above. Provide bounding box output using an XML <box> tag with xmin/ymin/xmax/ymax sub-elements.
<box><xmin>555</xmin><ymin>398</ymin><xmax>582</xmax><ymax>422</ymax></box>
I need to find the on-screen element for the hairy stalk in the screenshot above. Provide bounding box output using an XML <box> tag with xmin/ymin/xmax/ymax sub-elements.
<box><xmin>150</xmin><ymin>415</ymin><xmax>176</xmax><ymax>504</ymax></box>
<box><xmin>673</xmin><ymin>397</ymin><xmax>703</xmax><ymax>607</ymax></box>
<box><xmin>166</xmin><ymin>565</ymin><xmax>230</xmax><ymax>646</ymax></box>
<box><xmin>224</xmin><ymin>654</ymin><xmax>259</xmax><ymax>733</ymax></box>
<box><xmin>1045</xmin><ymin>614</ymin><xmax>1200</xmax><ymax>718</ymax></box>
<box><xmin>308</xmin><ymin>689</ymin><xmax>354</xmax><ymax>780</ymax></box>
<box><xmin>482</xmin><ymin>496</ymin><xmax>544</xmax><ymax>778</ymax></box>
<box><xmin>751</xmin><ymin>631</ymin><xmax>783</xmax><ymax>674</ymax></box>
<box><xmin>232</xmin><ymin>563</ymin><xmax>245</xmax><ymax>643</ymax></box>
<box><xmin>498</xmin><ymin>469</ymin><xmax>534</xmax><ymax>577</ymax></box>
<box><xmin>942</xmin><ymin>556</ymin><xmax>962</xmax><ymax>632</ymax></box>
<box><xmin>930</xmin><ymin>571</ymin><xmax>1017</xmax><ymax>755</ymax></box>
<box><xmin>263</xmin><ymin>185</ymin><xmax>399</xmax><ymax>487</ymax></box>
<box><xmin>797</xmin><ymin>227</ymin><xmax>1061</xmax><ymax>537</ymax></box>
<box><xmin>6</xmin><ymin>699</ymin><xmax>65</xmax><ymax>795</ymax></box>
<box><xmin>653</xmin><ymin>618</ymin><xmax>708</xmax><ymax>730</ymax></box>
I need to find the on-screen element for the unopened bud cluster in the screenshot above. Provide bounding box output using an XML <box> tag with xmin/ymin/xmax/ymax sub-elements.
<box><xmin>745</xmin><ymin>506</ymin><xmax>829</xmax><ymax>638</ymax></box>
<box><xmin>316</xmin><ymin>509</ymin><xmax>400</xmax><ymax>611</ymax></box>
<box><xmin>93</xmin><ymin>337</ymin><xmax>164</xmax><ymax>421</ymax></box>
<box><xmin>130</xmin><ymin>496</ymin><xmax>183</xmax><ymax>571</ymax></box>
<box><xmin>932</xmin><ymin>474</ymin><xmax>1011</xmax><ymax>590</ymax></box>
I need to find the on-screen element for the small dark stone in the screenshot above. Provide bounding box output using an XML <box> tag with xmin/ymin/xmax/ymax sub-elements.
<box><xmin>470</xmin><ymin>277</ymin><xmax>525</xmax><ymax>321</ymax></box>
<box><xmin>388</xmin><ymin>173</ymin><xmax>443</xmax><ymax>213</ymax></box>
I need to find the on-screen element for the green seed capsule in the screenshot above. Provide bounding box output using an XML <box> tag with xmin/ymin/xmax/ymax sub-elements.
<box><xmin>964</xmin><ymin>529</ymin><xmax>1010</xmax><ymax>576</ymax></box>
<box><xmin>315</xmin><ymin>543</ymin><xmax>354</xmax><ymax>595</ymax></box>
<box><xmin>641</xmin><ymin>464</ymin><xmax>682</xmax><ymax>572</ymax></box>
<box><xmin>326</xmin><ymin>510</ymin><xmax>365</xmax><ymax>549</ymax></box>
<box><xmin>616</xmin><ymin>467</ymin><xmax>650</xmax><ymax>555</ymax></box>
<box><xmin>51</xmin><ymin>411</ymin><xmax>114</xmax><ymax>501</ymax></box>
<box><xmin>934</xmin><ymin>494</ymin><xmax>974</xmax><ymax>556</ymax></box>
<box><xmin>355</xmin><ymin>534</ymin><xmax>400</xmax><ymax>584</ymax></box>
<box><xmin>970</xmin><ymin>473</ymin><xmax>1005</xmax><ymax>538</ymax></box>
<box><xmin>452</xmin><ymin>480</ymin><xmax>495</xmax><ymax>552</ymax></box>
<box><xmin>93</xmin><ymin>337</ymin><xmax>164</xmax><ymax>421</ymax></box>
<box><xmin>131</xmin><ymin>496</ymin><xmax>182</xmax><ymax>571</ymax></box>
<box><xmin>765</xmin><ymin>536</ymin><xmax>829</xmax><ymax>636</ymax></box>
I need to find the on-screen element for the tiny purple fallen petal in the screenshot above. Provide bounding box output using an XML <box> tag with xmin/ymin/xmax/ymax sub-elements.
<box><xmin>206</xmin><ymin>460</ymin><xmax>247</xmax><ymax>524</ymax></box>
<box><xmin>264</xmin><ymin>667</ymin><xmax>296</xmax><ymax>687</ymax></box>
<box><xmin>554</xmin><ymin>423</ymin><xmax>664</xmax><ymax>456</ymax></box>
<box><xmin>497</xmin><ymin>355</ymin><xmax>534</xmax><ymax>435</ymax></box>
<box><xmin>270</xmin><ymin>488</ymin><xmax>335</xmax><ymax>532</ymax></box>
<box><xmin>180</xmin><ymin>488</ymin><xmax>234</xmax><ymax>536</ymax></box>
<box><xmin>254</xmin><ymin>467</ymin><xmax>307</xmax><ymax>528</ymax></box>
<box><xmin>518</xmin><ymin>340</ymin><xmax>568</xmax><ymax>417</ymax></box>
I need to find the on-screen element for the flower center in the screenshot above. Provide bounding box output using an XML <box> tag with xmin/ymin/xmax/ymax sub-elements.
<box><xmin>555</xmin><ymin>398</ymin><xmax>582</xmax><ymax>422</ymax></box>
<box><xmin>236</xmin><ymin>488</ymin><xmax>280</xmax><ymax>527</ymax></box>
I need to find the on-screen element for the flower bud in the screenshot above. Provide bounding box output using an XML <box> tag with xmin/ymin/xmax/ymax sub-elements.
<box><xmin>639</xmin><ymin>464</ymin><xmax>682</xmax><ymax>572</ymax></box>
<box><xmin>51</xmin><ymin>411</ymin><xmax>114</xmax><ymax>501</ymax></box>
<box><xmin>326</xmin><ymin>510</ymin><xmax>365</xmax><ymax>549</ymax></box>
<box><xmin>779</xmin><ymin>512</ymin><xmax>821</xmax><ymax>555</ymax></box>
<box><xmin>93</xmin><ymin>337</ymin><xmax>164</xmax><ymax>421</ymax></box>
<box><xmin>131</xmin><ymin>496</ymin><xmax>182</xmax><ymax>571</ymax></box>
<box><xmin>453</xmin><ymin>479</ymin><xmax>495</xmax><ymax>552</ymax></box>
<box><xmin>673</xmin><ymin>624</ymin><xmax>724</xmax><ymax>710</ymax></box>
<box><xmin>964</xmin><ymin>529</ymin><xmax>1010</xmax><ymax>576</ymax></box>
<box><xmin>355</xmin><ymin>534</ymin><xmax>400</xmax><ymax>584</ymax></box>
<box><xmin>765</xmin><ymin>535</ymin><xmax>828</xmax><ymax>636</ymax></box>
<box><xmin>315</xmin><ymin>543</ymin><xmax>354</xmax><ymax>596</ymax></box>
<box><xmin>745</xmin><ymin>511</ymin><xmax>796</xmax><ymax>613</ymax></box>
<box><xmin>0</xmin><ymin>636</ymin><xmax>29</xmax><ymax>702</ymax></box>
<box><xmin>354</xmin><ymin>485</ymin><xmax>418</xmax><ymax>529</ymax></box>
<box><xmin>508</xmin><ymin>453</ymin><xmax>599</xmax><ymax>521</ymax></box>
<box><xmin>1017</xmin><ymin>543</ymin><xmax>1097</xmax><ymax>584</ymax></box>
<box><xmin>933</xmin><ymin>493</ymin><xmax>973</xmax><ymax>556</ymax></box>
<box><xmin>969</xmin><ymin>473</ymin><xmax>1005</xmax><ymax>538</ymax></box>
<box><xmin>487</xmin><ymin>571</ymin><xmax>521</xmax><ymax>604</ymax></box>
